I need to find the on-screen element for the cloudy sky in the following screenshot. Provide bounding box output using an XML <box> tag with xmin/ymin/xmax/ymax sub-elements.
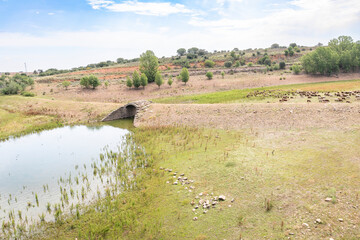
<box><xmin>0</xmin><ymin>0</ymin><xmax>359</xmax><ymax>72</ymax></box>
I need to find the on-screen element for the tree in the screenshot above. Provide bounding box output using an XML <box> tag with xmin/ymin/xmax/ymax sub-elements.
<box><xmin>289</xmin><ymin>43</ymin><xmax>297</xmax><ymax>48</ymax></box>
<box><xmin>139</xmin><ymin>50</ymin><xmax>159</xmax><ymax>83</ymax></box>
<box><xmin>155</xmin><ymin>71</ymin><xmax>163</xmax><ymax>88</ymax></box>
<box><xmin>301</xmin><ymin>47</ymin><xmax>340</xmax><ymax>75</ymax></box>
<box><xmin>132</xmin><ymin>71</ymin><xmax>141</xmax><ymax>88</ymax></box>
<box><xmin>204</xmin><ymin>60</ymin><xmax>215</xmax><ymax>68</ymax></box>
<box><xmin>104</xmin><ymin>80</ymin><xmax>109</xmax><ymax>88</ymax></box>
<box><xmin>234</xmin><ymin>61</ymin><xmax>241</xmax><ymax>68</ymax></box>
<box><xmin>168</xmin><ymin>76</ymin><xmax>173</xmax><ymax>87</ymax></box>
<box><xmin>180</xmin><ymin>68</ymin><xmax>189</xmax><ymax>85</ymax></box>
<box><xmin>271</xmin><ymin>43</ymin><xmax>280</xmax><ymax>49</ymax></box>
<box><xmin>140</xmin><ymin>73</ymin><xmax>148</xmax><ymax>89</ymax></box>
<box><xmin>126</xmin><ymin>76</ymin><xmax>133</xmax><ymax>88</ymax></box>
<box><xmin>206</xmin><ymin>71</ymin><xmax>213</xmax><ymax>80</ymax></box>
<box><xmin>187</xmin><ymin>47</ymin><xmax>199</xmax><ymax>55</ymax></box>
<box><xmin>80</xmin><ymin>75</ymin><xmax>100</xmax><ymax>89</ymax></box>
<box><xmin>62</xmin><ymin>81</ymin><xmax>71</xmax><ymax>90</ymax></box>
<box><xmin>329</xmin><ymin>36</ymin><xmax>354</xmax><ymax>52</ymax></box>
<box><xmin>177</xmin><ymin>48</ymin><xmax>186</xmax><ymax>56</ymax></box>
<box><xmin>80</xmin><ymin>76</ymin><xmax>90</xmax><ymax>88</ymax></box>
<box><xmin>224</xmin><ymin>61</ymin><xmax>232</xmax><ymax>68</ymax></box>
<box><xmin>221</xmin><ymin>71</ymin><xmax>225</xmax><ymax>79</ymax></box>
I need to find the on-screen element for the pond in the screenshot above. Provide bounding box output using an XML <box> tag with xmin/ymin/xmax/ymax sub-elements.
<box><xmin>0</xmin><ymin>120</ymin><xmax>134</xmax><ymax>228</ymax></box>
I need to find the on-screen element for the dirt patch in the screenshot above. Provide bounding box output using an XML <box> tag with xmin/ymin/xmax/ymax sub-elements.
<box><xmin>136</xmin><ymin>102</ymin><xmax>360</xmax><ymax>130</ymax></box>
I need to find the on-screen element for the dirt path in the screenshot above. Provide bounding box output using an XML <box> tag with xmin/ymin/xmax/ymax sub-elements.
<box><xmin>135</xmin><ymin>102</ymin><xmax>360</xmax><ymax>130</ymax></box>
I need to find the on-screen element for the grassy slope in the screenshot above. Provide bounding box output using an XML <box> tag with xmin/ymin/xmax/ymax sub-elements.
<box><xmin>29</xmin><ymin>126</ymin><xmax>360</xmax><ymax>239</ymax></box>
<box><xmin>153</xmin><ymin>79</ymin><xmax>360</xmax><ymax>104</ymax></box>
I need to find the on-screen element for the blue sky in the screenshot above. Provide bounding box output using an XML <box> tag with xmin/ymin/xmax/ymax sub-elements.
<box><xmin>0</xmin><ymin>0</ymin><xmax>359</xmax><ymax>72</ymax></box>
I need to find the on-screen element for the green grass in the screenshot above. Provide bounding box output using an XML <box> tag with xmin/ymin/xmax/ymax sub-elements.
<box><xmin>26</xmin><ymin>126</ymin><xmax>360</xmax><ymax>239</ymax></box>
<box><xmin>153</xmin><ymin>79</ymin><xmax>360</xmax><ymax>104</ymax></box>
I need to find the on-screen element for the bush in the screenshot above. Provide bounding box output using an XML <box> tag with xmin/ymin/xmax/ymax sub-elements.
<box><xmin>224</xmin><ymin>61</ymin><xmax>232</xmax><ymax>68</ymax></box>
<box><xmin>247</xmin><ymin>62</ymin><xmax>253</xmax><ymax>67</ymax></box>
<box><xmin>126</xmin><ymin>76</ymin><xmax>133</xmax><ymax>88</ymax></box>
<box><xmin>234</xmin><ymin>61</ymin><xmax>240</xmax><ymax>67</ymax></box>
<box><xmin>167</xmin><ymin>76</ymin><xmax>173</xmax><ymax>87</ymax></box>
<box><xmin>62</xmin><ymin>81</ymin><xmax>71</xmax><ymax>90</ymax></box>
<box><xmin>104</xmin><ymin>80</ymin><xmax>109</xmax><ymax>88</ymax></box>
<box><xmin>0</xmin><ymin>74</ymin><xmax>34</xmax><ymax>95</ymax></box>
<box><xmin>221</xmin><ymin>71</ymin><xmax>225</xmax><ymax>79</ymax></box>
<box><xmin>180</xmin><ymin>68</ymin><xmax>189</xmax><ymax>85</ymax></box>
<box><xmin>292</xmin><ymin>64</ymin><xmax>302</xmax><ymax>74</ymax></box>
<box><xmin>206</xmin><ymin>71</ymin><xmax>213</xmax><ymax>80</ymax></box>
<box><xmin>273</xmin><ymin>64</ymin><xmax>280</xmax><ymax>70</ymax></box>
<box><xmin>140</xmin><ymin>73</ymin><xmax>148</xmax><ymax>88</ymax></box>
<box><xmin>279</xmin><ymin>61</ymin><xmax>286</xmax><ymax>69</ymax></box>
<box><xmin>155</xmin><ymin>71</ymin><xmax>163</xmax><ymax>88</ymax></box>
<box><xmin>21</xmin><ymin>91</ymin><xmax>36</xmax><ymax>97</ymax></box>
<box><xmin>204</xmin><ymin>60</ymin><xmax>215</xmax><ymax>68</ymax></box>
<box><xmin>301</xmin><ymin>47</ymin><xmax>340</xmax><ymax>75</ymax></box>
<box><xmin>80</xmin><ymin>75</ymin><xmax>100</xmax><ymax>89</ymax></box>
<box><xmin>132</xmin><ymin>71</ymin><xmax>141</xmax><ymax>88</ymax></box>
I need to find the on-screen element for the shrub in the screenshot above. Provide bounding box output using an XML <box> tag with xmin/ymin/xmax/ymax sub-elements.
<box><xmin>224</xmin><ymin>61</ymin><xmax>232</xmax><ymax>68</ymax></box>
<box><xmin>155</xmin><ymin>71</ymin><xmax>163</xmax><ymax>88</ymax></box>
<box><xmin>62</xmin><ymin>81</ymin><xmax>71</xmax><ymax>90</ymax></box>
<box><xmin>206</xmin><ymin>71</ymin><xmax>213</xmax><ymax>80</ymax></box>
<box><xmin>247</xmin><ymin>62</ymin><xmax>253</xmax><ymax>67</ymax></box>
<box><xmin>234</xmin><ymin>61</ymin><xmax>240</xmax><ymax>67</ymax></box>
<box><xmin>221</xmin><ymin>71</ymin><xmax>225</xmax><ymax>78</ymax></box>
<box><xmin>292</xmin><ymin>64</ymin><xmax>301</xmax><ymax>74</ymax></box>
<box><xmin>140</xmin><ymin>73</ymin><xmax>148</xmax><ymax>88</ymax></box>
<box><xmin>104</xmin><ymin>80</ymin><xmax>109</xmax><ymax>88</ymax></box>
<box><xmin>126</xmin><ymin>76</ymin><xmax>133</xmax><ymax>88</ymax></box>
<box><xmin>140</xmin><ymin>50</ymin><xmax>159</xmax><ymax>83</ymax></box>
<box><xmin>80</xmin><ymin>75</ymin><xmax>100</xmax><ymax>89</ymax></box>
<box><xmin>177</xmin><ymin>48</ymin><xmax>186</xmax><ymax>56</ymax></box>
<box><xmin>21</xmin><ymin>91</ymin><xmax>35</xmax><ymax>97</ymax></box>
<box><xmin>279</xmin><ymin>61</ymin><xmax>286</xmax><ymax>69</ymax></box>
<box><xmin>204</xmin><ymin>60</ymin><xmax>215</xmax><ymax>68</ymax></box>
<box><xmin>273</xmin><ymin>64</ymin><xmax>280</xmax><ymax>70</ymax></box>
<box><xmin>180</xmin><ymin>68</ymin><xmax>189</xmax><ymax>85</ymax></box>
<box><xmin>132</xmin><ymin>71</ymin><xmax>141</xmax><ymax>88</ymax></box>
<box><xmin>301</xmin><ymin>47</ymin><xmax>340</xmax><ymax>75</ymax></box>
<box><xmin>168</xmin><ymin>76</ymin><xmax>173</xmax><ymax>87</ymax></box>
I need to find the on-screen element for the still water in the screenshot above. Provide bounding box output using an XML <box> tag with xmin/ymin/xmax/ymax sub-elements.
<box><xmin>0</xmin><ymin>121</ymin><xmax>131</xmax><ymax>225</ymax></box>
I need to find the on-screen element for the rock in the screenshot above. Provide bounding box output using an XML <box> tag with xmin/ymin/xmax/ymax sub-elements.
<box><xmin>199</xmin><ymin>193</ymin><xmax>203</xmax><ymax>196</ymax></box>
<box><xmin>168</xmin><ymin>169</ymin><xmax>172</xmax><ymax>172</ymax></box>
<box><xmin>231</xmin><ymin>198</ymin><xmax>235</xmax><ymax>203</ymax></box>
<box><xmin>212</xmin><ymin>201</ymin><xmax>217</xmax><ymax>206</ymax></box>
<box><xmin>315</xmin><ymin>219</ymin><xmax>322</xmax><ymax>224</ymax></box>
<box><xmin>160</xmin><ymin>167</ymin><xmax>164</xmax><ymax>170</ymax></box>
<box><xmin>289</xmin><ymin>232</ymin><xmax>294</xmax><ymax>235</ymax></box>
<box><xmin>203</xmin><ymin>210</ymin><xmax>207</xmax><ymax>214</ymax></box>
<box><xmin>191</xmin><ymin>200</ymin><xmax>195</xmax><ymax>205</ymax></box>
<box><xmin>338</xmin><ymin>218</ymin><xmax>344</xmax><ymax>222</ymax></box>
<box><xmin>325</xmin><ymin>197</ymin><xmax>332</xmax><ymax>202</ymax></box>
<box><xmin>193</xmin><ymin>217</ymin><xmax>198</xmax><ymax>221</ymax></box>
<box><xmin>192</xmin><ymin>209</ymin><xmax>196</xmax><ymax>212</ymax></box>
<box><xmin>173</xmin><ymin>173</ymin><xmax>177</xmax><ymax>176</ymax></box>
<box><xmin>219</xmin><ymin>195</ymin><xmax>226</xmax><ymax>201</ymax></box>
<box><xmin>190</xmin><ymin>186</ymin><xmax>195</xmax><ymax>189</ymax></box>
<box><xmin>180</xmin><ymin>173</ymin><xmax>185</xmax><ymax>176</ymax></box>
<box><xmin>166</xmin><ymin>181</ymin><xmax>170</xmax><ymax>184</ymax></box>
<box><xmin>302</xmin><ymin>223</ymin><xmax>309</xmax><ymax>228</ymax></box>
<box><xmin>173</xmin><ymin>181</ymin><xmax>178</xmax><ymax>185</ymax></box>
<box><xmin>194</xmin><ymin>205</ymin><xmax>199</xmax><ymax>209</ymax></box>
<box><xmin>183</xmin><ymin>177</ymin><xmax>188</xmax><ymax>180</ymax></box>
<box><xmin>199</xmin><ymin>199</ymin><xmax>205</xmax><ymax>205</ymax></box>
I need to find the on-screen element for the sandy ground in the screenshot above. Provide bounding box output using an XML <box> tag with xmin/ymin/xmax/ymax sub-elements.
<box><xmin>33</xmin><ymin>72</ymin><xmax>360</xmax><ymax>104</ymax></box>
<box><xmin>135</xmin><ymin>102</ymin><xmax>360</xmax><ymax>130</ymax></box>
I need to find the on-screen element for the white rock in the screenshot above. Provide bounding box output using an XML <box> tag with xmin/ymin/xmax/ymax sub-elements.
<box><xmin>315</xmin><ymin>219</ymin><xmax>322</xmax><ymax>224</ymax></box>
<box><xmin>338</xmin><ymin>218</ymin><xmax>344</xmax><ymax>222</ymax></box>
<box><xmin>302</xmin><ymin>223</ymin><xmax>309</xmax><ymax>228</ymax></box>
<box><xmin>193</xmin><ymin>217</ymin><xmax>198</xmax><ymax>221</ymax></box>
<box><xmin>219</xmin><ymin>195</ymin><xmax>226</xmax><ymax>201</ymax></box>
<box><xmin>325</xmin><ymin>197</ymin><xmax>332</xmax><ymax>202</ymax></box>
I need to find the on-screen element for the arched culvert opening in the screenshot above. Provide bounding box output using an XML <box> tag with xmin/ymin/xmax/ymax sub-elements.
<box><xmin>125</xmin><ymin>104</ymin><xmax>137</xmax><ymax>118</ymax></box>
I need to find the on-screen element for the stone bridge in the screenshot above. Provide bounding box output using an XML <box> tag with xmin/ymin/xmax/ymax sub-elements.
<box><xmin>102</xmin><ymin>100</ymin><xmax>151</xmax><ymax>122</ymax></box>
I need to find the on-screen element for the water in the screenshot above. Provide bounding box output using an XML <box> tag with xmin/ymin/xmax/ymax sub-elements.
<box><xmin>0</xmin><ymin>121</ymin><xmax>132</xmax><ymax>227</ymax></box>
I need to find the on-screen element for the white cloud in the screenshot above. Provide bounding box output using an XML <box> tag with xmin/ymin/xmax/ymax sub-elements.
<box><xmin>88</xmin><ymin>0</ymin><xmax>193</xmax><ymax>16</ymax></box>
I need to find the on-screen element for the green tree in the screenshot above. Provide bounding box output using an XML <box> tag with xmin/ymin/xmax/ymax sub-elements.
<box><xmin>292</xmin><ymin>64</ymin><xmax>302</xmax><ymax>74</ymax></box>
<box><xmin>180</xmin><ymin>68</ymin><xmax>189</xmax><ymax>85</ymax></box>
<box><xmin>80</xmin><ymin>76</ymin><xmax>90</xmax><ymax>88</ymax></box>
<box><xmin>126</xmin><ymin>76</ymin><xmax>133</xmax><ymax>88</ymax></box>
<box><xmin>206</xmin><ymin>71</ymin><xmax>213</xmax><ymax>80</ymax></box>
<box><xmin>177</xmin><ymin>48</ymin><xmax>186</xmax><ymax>56</ymax></box>
<box><xmin>221</xmin><ymin>71</ymin><xmax>225</xmax><ymax>79</ymax></box>
<box><xmin>289</xmin><ymin>43</ymin><xmax>297</xmax><ymax>48</ymax></box>
<box><xmin>204</xmin><ymin>60</ymin><xmax>215</xmax><ymax>68</ymax></box>
<box><xmin>88</xmin><ymin>75</ymin><xmax>100</xmax><ymax>89</ymax></box>
<box><xmin>140</xmin><ymin>73</ymin><xmax>148</xmax><ymax>89</ymax></box>
<box><xmin>62</xmin><ymin>81</ymin><xmax>71</xmax><ymax>90</ymax></box>
<box><xmin>234</xmin><ymin>61</ymin><xmax>241</xmax><ymax>68</ymax></box>
<box><xmin>271</xmin><ymin>43</ymin><xmax>280</xmax><ymax>48</ymax></box>
<box><xmin>155</xmin><ymin>71</ymin><xmax>163</xmax><ymax>88</ymax></box>
<box><xmin>132</xmin><ymin>71</ymin><xmax>141</xmax><ymax>88</ymax></box>
<box><xmin>279</xmin><ymin>61</ymin><xmax>286</xmax><ymax>69</ymax></box>
<box><xmin>167</xmin><ymin>76</ymin><xmax>173</xmax><ymax>87</ymax></box>
<box><xmin>104</xmin><ymin>80</ymin><xmax>109</xmax><ymax>88</ymax></box>
<box><xmin>139</xmin><ymin>50</ymin><xmax>159</xmax><ymax>83</ymax></box>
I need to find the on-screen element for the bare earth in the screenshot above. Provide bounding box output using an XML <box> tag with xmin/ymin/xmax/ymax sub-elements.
<box><xmin>136</xmin><ymin>102</ymin><xmax>360</xmax><ymax>130</ymax></box>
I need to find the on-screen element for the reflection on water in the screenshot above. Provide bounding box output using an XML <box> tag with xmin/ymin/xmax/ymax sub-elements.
<box><xmin>0</xmin><ymin>120</ymin><xmax>131</xmax><ymax>229</ymax></box>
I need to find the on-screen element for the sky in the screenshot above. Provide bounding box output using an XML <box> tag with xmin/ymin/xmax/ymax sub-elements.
<box><xmin>0</xmin><ymin>0</ymin><xmax>359</xmax><ymax>72</ymax></box>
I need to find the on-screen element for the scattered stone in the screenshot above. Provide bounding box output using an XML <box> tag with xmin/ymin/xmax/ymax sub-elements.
<box><xmin>325</xmin><ymin>197</ymin><xmax>332</xmax><ymax>202</ymax></box>
<box><xmin>190</xmin><ymin>200</ymin><xmax>195</xmax><ymax>206</ymax></box>
<box><xmin>219</xmin><ymin>195</ymin><xmax>226</xmax><ymax>201</ymax></box>
<box><xmin>302</xmin><ymin>223</ymin><xmax>310</xmax><ymax>228</ymax></box>
<box><xmin>173</xmin><ymin>181</ymin><xmax>178</xmax><ymax>185</ymax></box>
<box><xmin>189</xmin><ymin>186</ymin><xmax>195</xmax><ymax>189</ymax></box>
<box><xmin>315</xmin><ymin>219</ymin><xmax>322</xmax><ymax>224</ymax></box>
<box><xmin>289</xmin><ymin>232</ymin><xmax>294</xmax><ymax>235</ymax></box>
<box><xmin>168</xmin><ymin>169</ymin><xmax>172</xmax><ymax>172</ymax></box>
<box><xmin>199</xmin><ymin>193</ymin><xmax>203</xmax><ymax>196</ymax></box>
<box><xmin>338</xmin><ymin>218</ymin><xmax>344</xmax><ymax>222</ymax></box>
<box><xmin>173</xmin><ymin>173</ymin><xmax>177</xmax><ymax>176</ymax></box>
<box><xmin>203</xmin><ymin>210</ymin><xmax>207</xmax><ymax>214</ymax></box>
<box><xmin>231</xmin><ymin>198</ymin><xmax>235</xmax><ymax>203</ymax></box>
<box><xmin>193</xmin><ymin>217</ymin><xmax>198</xmax><ymax>221</ymax></box>
<box><xmin>194</xmin><ymin>205</ymin><xmax>199</xmax><ymax>209</ymax></box>
<box><xmin>192</xmin><ymin>209</ymin><xmax>196</xmax><ymax>212</ymax></box>
<box><xmin>228</xmin><ymin>205</ymin><xmax>232</xmax><ymax>208</ymax></box>
<box><xmin>160</xmin><ymin>167</ymin><xmax>164</xmax><ymax>170</ymax></box>
<box><xmin>180</xmin><ymin>173</ymin><xmax>185</xmax><ymax>176</ymax></box>
<box><xmin>183</xmin><ymin>177</ymin><xmax>188</xmax><ymax>180</ymax></box>
<box><xmin>166</xmin><ymin>181</ymin><xmax>170</xmax><ymax>184</ymax></box>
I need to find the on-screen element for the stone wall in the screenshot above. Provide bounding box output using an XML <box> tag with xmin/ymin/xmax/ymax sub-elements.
<box><xmin>102</xmin><ymin>100</ymin><xmax>151</xmax><ymax>122</ymax></box>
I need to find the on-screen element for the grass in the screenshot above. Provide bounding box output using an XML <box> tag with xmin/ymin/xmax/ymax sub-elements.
<box><xmin>23</xmin><ymin>125</ymin><xmax>360</xmax><ymax>239</ymax></box>
<box><xmin>153</xmin><ymin>79</ymin><xmax>360</xmax><ymax>104</ymax></box>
